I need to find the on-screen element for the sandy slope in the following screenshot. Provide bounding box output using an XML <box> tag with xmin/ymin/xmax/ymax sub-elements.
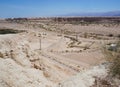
<box><xmin>58</xmin><ymin>64</ymin><xmax>108</xmax><ymax>87</ymax></box>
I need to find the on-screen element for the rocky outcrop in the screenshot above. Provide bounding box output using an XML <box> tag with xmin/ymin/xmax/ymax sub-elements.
<box><xmin>0</xmin><ymin>58</ymin><xmax>56</xmax><ymax>87</ymax></box>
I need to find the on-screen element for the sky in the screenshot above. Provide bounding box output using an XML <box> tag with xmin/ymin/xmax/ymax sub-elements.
<box><xmin>0</xmin><ymin>0</ymin><xmax>120</xmax><ymax>18</ymax></box>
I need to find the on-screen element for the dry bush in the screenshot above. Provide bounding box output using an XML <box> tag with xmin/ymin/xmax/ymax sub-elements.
<box><xmin>110</xmin><ymin>54</ymin><xmax>120</xmax><ymax>78</ymax></box>
<box><xmin>117</xmin><ymin>34</ymin><xmax>120</xmax><ymax>39</ymax></box>
<box><xmin>43</xmin><ymin>71</ymin><xmax>50</xmax><ymax>78</ymax></box>
<box><xmin>91</xmin><ymin>77</ymin><xmax>117</xmax><ymax>87</ymax></box>
<box><xmin>0</xmin><ymin>52</ymin><xmax>4</xmax><ymax>58</ymax></box>
<box><xmin>84</xmin><ymin>32</ymin><xmax>88</xmax><ymax>38</ymax></box>
<box><xmin>108</xmin><ymin>34</ymin><xmax>114</xmax><ymax>37</ymax></box>
<box><xmin>104</xmin><ymin>41</ymin><xmax>120</xmax><ymax>78</ymax></box>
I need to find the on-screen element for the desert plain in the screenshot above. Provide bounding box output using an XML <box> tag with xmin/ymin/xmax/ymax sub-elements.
<box><xmin>0</xmin><ymin>17</ymin><xmax>120</xmax><ymax>87</ymax></box>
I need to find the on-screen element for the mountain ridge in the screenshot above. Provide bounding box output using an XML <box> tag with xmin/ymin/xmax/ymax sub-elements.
<box><xmin>63</xmin><ymin>11</ymin><xmax>120</xmax><ymax>17</ymax></box>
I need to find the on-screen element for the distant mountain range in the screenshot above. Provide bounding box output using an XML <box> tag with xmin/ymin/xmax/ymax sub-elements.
<box><xmin>63</xmin><ymin>11</ymin><xmax>120</xmax><ymax>17</ymax></box>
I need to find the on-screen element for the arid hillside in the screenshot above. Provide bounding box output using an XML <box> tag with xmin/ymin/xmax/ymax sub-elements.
<box><xmin>0</xmin><ymin>17</ymin><xmax>120</xmax><ymax>87</ymax></box>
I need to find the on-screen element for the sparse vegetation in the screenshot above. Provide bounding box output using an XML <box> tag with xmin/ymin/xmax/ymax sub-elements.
<box><xmin>104</xmin><ymin>41</ymin><xmax>120</xmax><ymax>78</ymax></box>
<box><xmin>91</xmin><ymin>77</ymin><xmax>117</xmax><ymax>87</ymax></box>
<box><xmin>0</xmin><ymin>29</ymin><xmax>25</xmax><ymax>34</ymax></box>
<box><xmin>110</xmin><ymin>54</ymin><xmax>120</xmax><ymax>78</ymax></box>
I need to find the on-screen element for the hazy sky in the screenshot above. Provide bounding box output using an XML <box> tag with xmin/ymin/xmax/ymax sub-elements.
<box><xmin>0</xmin><ymin>0</ymin><xmax>120</xmax><ymax>18</ymax></box>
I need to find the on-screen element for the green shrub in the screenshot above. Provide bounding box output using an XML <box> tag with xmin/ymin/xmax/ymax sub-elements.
<box><xmin>0</xmin><ymin>29</ymin><xmax>25</xmax><ymax>34</ymax></box>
